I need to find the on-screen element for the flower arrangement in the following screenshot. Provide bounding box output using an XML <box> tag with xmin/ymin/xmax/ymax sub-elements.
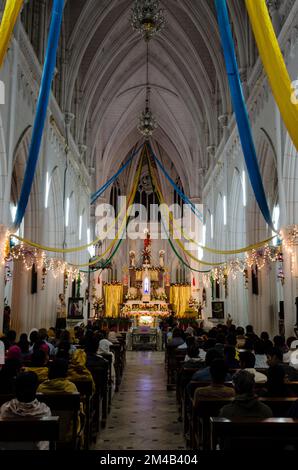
<box><xmin>121</xmin><ymin>302</ymin><xmax>169</xmax><ymax>316</ymax></box>
<box><xmin>93</xmin><ymin>296</ymin><xmax>104</xmax><ymax>315</ymax></box>
<box><xmin>125</xmin><ymin>290</ymin><xmax>138</xmax><ymax>300</ymax></box>
<box><xmin>153</xmin><ymin>290</ymin><xmax>167</xmax><ymax>301</ymax></box>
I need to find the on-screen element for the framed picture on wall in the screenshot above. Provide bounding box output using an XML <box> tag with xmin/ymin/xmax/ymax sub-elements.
<box><xmin>211</xmin><ymin>301</ymin><xmax>225</xmax><ymax>319</ymax></box>
<box><xmin>68</xmin><ymin>297</ymin><xmax>84</xmax><ymax>319</ymax></box>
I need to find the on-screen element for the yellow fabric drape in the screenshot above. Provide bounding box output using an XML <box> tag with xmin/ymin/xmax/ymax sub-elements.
<box><xmin>0</xmin><ymin>1</ymin><xmax>24</xmax><ymax>68</ymax></box>
<box><xmin>245</xmin><ymin>0</ymin><xmax>298</xmax><ymax>152</ymax></box>
<box><xmin>104</xmin><ymin>285</ymin><xmax>123</xmax><ymax>318</ymax></box>
<box><xmin>170</xmin><ymin>285</ymin><xmax>191</xmax><ymax>318</ymax></box>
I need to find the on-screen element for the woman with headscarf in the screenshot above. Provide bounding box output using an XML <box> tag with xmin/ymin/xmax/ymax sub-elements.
<box><xmin>67</xmin><ymin>349</ymin><xmax>95</xmax><ymax>394</ymax></box>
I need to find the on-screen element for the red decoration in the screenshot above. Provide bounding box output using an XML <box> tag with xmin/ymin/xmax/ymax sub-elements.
<box><xmin>192</xmin><ymin>277</ymin><xmax>196</xmax><ymax>286</ymax></box>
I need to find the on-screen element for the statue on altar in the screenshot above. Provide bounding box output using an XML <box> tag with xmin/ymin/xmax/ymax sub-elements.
<box><xmin>142</xmin><ymin>230</ymin><xmax>151</xmax><ymax>265</ymax></box>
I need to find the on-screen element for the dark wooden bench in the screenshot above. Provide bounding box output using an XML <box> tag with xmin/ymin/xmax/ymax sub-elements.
<box><xmin>210</xmin><ymin>417</ymin><xmax>298</xmax><ymax>450</ymax></box>
<box><xmin>72</xmin><ymin>379</ymin><xmax>94</xmax><ymax>450</ymax></box>
<box><xmin>99</xmin><ymin>353</ymin><xmax>113</xmax><ymax>414</ymax></box>
<box><xmin>110</xmin><ymin>343</ymin><xmax>126</xmax><ymax>391</ymax></box>
<box><xmin>87</xmin><ymin>365</ymin><xmax>109</xmax><ymax>435</ymax></box>
<box><xmin>190</xmin><ymin>396</ymin><xmax>298</xmax><ymax>450</ymax></box>
<box><xmin>0</xmin><ymin>416</ymin><xmax>59</xmax><ymax>450</ymax></box>
<box><xmin>165</xmin><ymin>347</ymin><xmax>187</xmax><ymax>390</ymax></box>
<box><xmin>36</xmin><ymin>393</ymin><xmax>80</xmax><ymax>449</ymax></box>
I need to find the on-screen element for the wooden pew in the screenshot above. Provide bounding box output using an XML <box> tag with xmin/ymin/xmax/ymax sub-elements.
<box><xmin>99</xmin><ymin>353</ymin><xmax>113</xmax><ymax>414</ymax></box>
<box><xmin>166</xmin><ymin>347</ymin><xmax>187</xmax><ymax>390</ymax></box>
<box><xmin>36</xmin><ymin>393</ymin><xmax>80</xmax><ymax>450</ymax></box>
<box><xmin>110</xmin><ymin>343</ymin><xmax>125</xmax><ymax>392</ymax></box>
<box><xmin>190</xmin><ymin>396</ymin><xmax>298</xmax><ymax>450</ymax></box>
<box><xmin>0</xmin><ymin>416</ymin><xmax>59</xmax><ymax>450</ymax></box>
<box><xmin>72</xmin><ymin>379</ymin><xmax>94</xmax><ymax>450</ymax></box>
<box><xmin>87</xmin><ymin>365</ymin><xmax>109</xmax><ymax>435</ymax></box>
<box><xmin>210</xmin><ymin>417</ymin><xmax>298</xmax><ymax>450</ymax></box>
<box><xmin>183</xmin><ymin>377</ymin><xmax>298</xmax><ymax>443</ymax></box>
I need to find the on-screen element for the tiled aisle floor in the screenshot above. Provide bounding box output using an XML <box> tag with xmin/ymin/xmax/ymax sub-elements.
<box><xmin>94</xmin><ymin>351</ymin><xmax>186</xmax><ymax>450</ymax></box>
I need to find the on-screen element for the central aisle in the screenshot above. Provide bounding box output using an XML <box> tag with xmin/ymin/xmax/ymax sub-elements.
<box><xmin>95</xmin><ymin>351</ymin><xmax>186</xmax><ymax>450</ymax></box>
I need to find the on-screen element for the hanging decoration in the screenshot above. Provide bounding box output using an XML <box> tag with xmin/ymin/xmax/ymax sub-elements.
<box><xmin>214</xmin><ymin>0</ymin><xmax>275</xmax><ymax>232</ymax></box>
<box><xmin>245</xmin><ymin>0</ymin><xmax>298</xmax><ymax>153</ymax></box>
<box><xmin>13</xmin><ymin>0</ymin><xmax>65</xmax><ymax>229</ymax></box>
<box><xmin>41</xmin><ymin>265</ymin><xmax>47</xmax><ymax>290</ymax></box>
<box><xmin>7</xmin><ymin>245</ymin><xmax>84</xmax><ymax>281</ymax></box>
<box><xmin>148</xmin><ymin>143</ymin><xmax>278</xmax><ymax>254</ymax></box>
<box><xmin>11</xmin><ymin>148</ymin><xmax>144</xmax><ymax>256</ymax></box>
<box><xmin>243</xmin><ymin>268</ymin><xmax>249</xmax><ymax>290</ymax></box>
<box><xmin>277</xmin><ymin>250</ymin><xmax>285</xmax><ymax>286</ymax></box>
<box><xmin>130</xmin><ymin>0</ymin><xmax>166</xmax><ymax>42</ymax></box>
<box><xmin>137</xmin><ymin>42</ymin><xmax>157</xmax><ymax>138</ymax></box>
<box><xmin>0</xmin><ymin>0</ymin><xmax>24</xmax><ymax>69</ymax></box>
<box><xmin>91</xmin><ymin>142</ymin><xmax>143</xmax><ymax>204</ymax></box>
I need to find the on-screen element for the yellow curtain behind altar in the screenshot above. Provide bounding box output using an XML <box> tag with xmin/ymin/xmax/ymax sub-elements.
<box><xmin>104</xmin><ymin>285</ymin><xmax>123</xmax><ymax>318</ymax></box>
<box><xmin>170</xmin><ymin>285</ymin><xmax>191</xmax><ymax>318</ymax></box>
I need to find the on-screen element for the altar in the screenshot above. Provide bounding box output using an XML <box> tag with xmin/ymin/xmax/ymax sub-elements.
<box><xmin>123</xmin><ymin>232</ymin><xmax>168</xmax><ymax>351</ymax></box>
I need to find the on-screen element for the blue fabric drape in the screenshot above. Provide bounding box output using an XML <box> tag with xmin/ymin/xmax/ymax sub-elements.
<box><xmin>215</xmin><ymin>0</ymin><xmax>274</xmax><ymax>231</ymax></box>
<box><xmin>91</xmin><ymin>142</ymin><xmax>143</xmax><ymax>204</ymax></box>
<box><xmin>13</xmin><ymin>0</ymin><xmax>65</xmax><ymax>229</ymax></box>
<box><xmin>147</xmin><ymin>142</ymin><xmax>203</xmax><ymax>222</ymax></box>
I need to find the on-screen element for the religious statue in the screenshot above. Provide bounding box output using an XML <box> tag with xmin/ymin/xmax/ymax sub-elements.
<box><xmin>56</xmin><ymin>293</ymin><xmax>67</xmax><ymax>329</ymax></box>
<box><xmin>144</xmin><ymin>276</ymin><xmax>150</xmax><ymax>294</ymax></box>
<box><xmin>159</xmin><ymin>250</ymin><xmax>165</xmax><ymax>268</ymax></box>
<box><xmin>142</xmin><ymin>231</ymin><xmax>151</xmax><ymax>265</ymax></box>
<box><xmin>129</xmin><ymin>250</ymin><xmax>136</xmax><ymax>267</ymax></box>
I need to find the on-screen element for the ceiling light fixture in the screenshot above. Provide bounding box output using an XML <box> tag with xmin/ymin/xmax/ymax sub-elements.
<box><xmin>137</xmin><ymin>43</ymin><xmax>157</xmax><ymax>139</ymax></box>
<box><xmin>130</xmin><ymin>0</ymin><xmax>166</xmax><ymax>42</ymax></box>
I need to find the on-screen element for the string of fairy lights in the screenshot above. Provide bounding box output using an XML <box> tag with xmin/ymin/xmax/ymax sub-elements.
<box><xmin>1</xmin><ymin>225</ymin><xmax>298</xmax><ymax>292</ymax></box>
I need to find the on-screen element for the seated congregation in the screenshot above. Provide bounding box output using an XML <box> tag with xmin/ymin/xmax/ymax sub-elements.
<box><xmin>0</xmin><ymin>325</ymin><xmax>126</xmax><ymax>450</ymax></box>
<box><xmin>166</xmin><ymin>322</ymin><xmax>298</xmax><ymax>450</ymax></box>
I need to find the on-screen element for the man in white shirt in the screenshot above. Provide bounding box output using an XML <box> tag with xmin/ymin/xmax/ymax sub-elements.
<box><xmin>239</xmin><ymin>350</ymin><xmax>267</xmax><ymax>384</ymax></box>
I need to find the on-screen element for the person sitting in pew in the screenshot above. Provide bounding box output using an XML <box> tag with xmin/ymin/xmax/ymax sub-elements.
<box><xmin>182</xmin><ymin>337</ymin><xmax>205</xmax><ymax>366</ymax></box>
<box><xmin>37</xmin><ymin>359</ymin><xmax>84</xmax><ymax>447</ymax></box>
<box><xmin>259</xmin><ymin>364</ymin><xmax>296</xmax><ymax>397</ymax></box>
<box><xmin>84</xmin><ymin>336</ymin><xmax>109</xmax><ymax>368</ymax></box>
<box><xmin>37</xmin><ymin>359</ymin><xmax>78</xmax><ymax>394</ymax></box>
<box><xmin>260</xmin><ymin>331</ymin><xmax>273</xmax><ymax>354</ymax></box>
<box><xmin>239</xmin><ymin>351</ymin><xmax>267</xmax><ymax>384</ymax></box>
<box><xmin>191</xmin><ymin>349</ymin><xmax>230</xmax><ymax>382</ymax></box>
<box><xmin>219</xmin><ymin>370</ymin><xmax>273</xmax><ymax>419</ymax></box>
<box><xmin>168</xmin><ymin>327</ymin><xmax>185</xmax><ymax>347</ymax></box>
<box><xmin>0</xmin><ymin>358</ymin><xmax>21</xmax><ymax>393</ymax></box>
<box><xmin>254</xmin><ymin>340</ymin><xmax>269</xmax><ymax>369</ymax></box>
<box><xmin>67</xmin><ymin>349</ymin><xmax>95</xmax><ymax>393</ymax></box>
<box><xmin>193</xmin><ymin>359</ymin><xmax>235</xmax><ymax>408</ymax></box>
<box><xmin>224</xmin><ymin>346</ymin><xmax>239</xmax><ymax>369</ymax></box>
<box><xmin>283</xmin><ymin>337</ymin><xmax>297</xmax><ymax>363</ymax></box>
<box><xmin>22</xmin><ymin>349</ymin><xmax>49</xmax><ymax>382</ymax></box>
<box><xmin>0</xmin><ymin>372</ymin><xmax>51</xmax><ymax>450</ymax></box>
<box><xmin>267</xmin><ymin>347</ymin><xmax>298</xmax><ymax>381</ymax></box>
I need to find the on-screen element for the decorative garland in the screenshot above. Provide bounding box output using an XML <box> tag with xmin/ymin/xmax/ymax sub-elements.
<box><xmin>0</xmin><ymin>0</ymin><xmax>24</xmax><ymax>69</ymax></box>
<box><xmin>215</xmin><ymin>0</ymin><xmax>275</xmax><ymax>231</ymax></box>
<box><xmin>13</xmin><ymin>0</ymin><xmax>65</xmax><ymax>229</ymax></box>
<box><xmin>245</xmin><ymin>0</ymin><xmax>298</xmax><ymax>153</ymax></box>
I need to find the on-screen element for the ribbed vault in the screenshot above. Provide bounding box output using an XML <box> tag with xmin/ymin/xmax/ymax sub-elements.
<box><xmin>63</xmin><ymin>0</ymin><xmax>247</xmax><ymax>197</ymax></box>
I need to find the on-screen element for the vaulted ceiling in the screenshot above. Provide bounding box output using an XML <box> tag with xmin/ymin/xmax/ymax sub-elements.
<box><xmin>63</xmin><ymin>0</ymin><xmax>247</xmax><ymax>197</ymax></box>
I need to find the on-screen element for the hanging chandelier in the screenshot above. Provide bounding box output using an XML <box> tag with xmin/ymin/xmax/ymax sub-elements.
<box><xmin>137</xmin><ymin>43</ymin><xmax>158</xmax><ymax>138</ymax></box>
<box><xmin>137</xmin><ymin>91</ymin><xmax>157</xmax><ymax>138</ymax></box>
<box><xmin>130</xmin><ymin>0</ymin><xmax>166</xmax><ymax>42</ymax></box>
